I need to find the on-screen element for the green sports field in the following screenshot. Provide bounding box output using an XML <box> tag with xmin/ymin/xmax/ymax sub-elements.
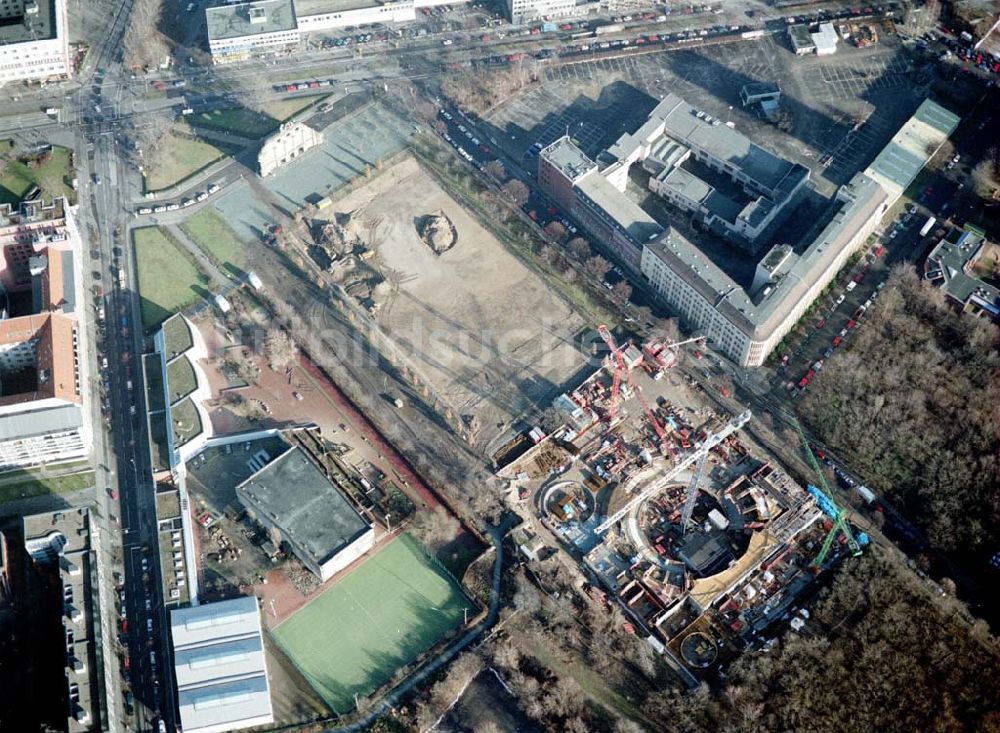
<box><xmin>271</xmin><ymin>533</ymin><xmax>471</xmax><ymax>712</ymax></box>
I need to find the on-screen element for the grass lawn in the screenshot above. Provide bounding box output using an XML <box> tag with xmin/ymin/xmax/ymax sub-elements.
<box><xmin>272</xmin><ymin>533</ymin><xmax>471</xmax><ymax>713</ymax></box>
<box><xmin>144</xmin><ymin>127</ymin><xmax>228</xmax><ymax>192</ymax></box>
<box><xmin>133</xmin><ymin>227</ymin><xmax>205</xmax><ymax>330</ymax></box>
<box><xmin>0</xmin><ymin>468</ymin><xmax>95</xmax><ymax>504</ymax></box>
<box><xmin>171</xmin><ymin>397</ymin><xmax>203</xmax><ymax>447</ymax></box>
<box><xmin>0</xmin><ymin>144</ymin><xmax>75</xmax><ymax>206</ymax></box>
<box><xmin>265</xmin><ymin>95</ymin><xmax>326</xmax><ymax>121</ymax></box>
<box><xmin>189</xmin><ymin>96</ymin><xmax>327</xmax><ymax>138</ymax></box>
<box><xmin>180</xmin><ymin>208</ymin><xmax>247</xmax><ymax>270</ymax></box>
<box><xmin>162</xmin><ymin>313</ymin><xmax>194</xmax><ymax>356</ymax></box>
<box><xmin>166</xmin><ymin>355</ymin><xmax>198</xmax><ymax>405</ymax></box>
<box><xmin>188</xmin><ymin>108</ymin><xmax>280</xmax><ymax>138</ymax></box>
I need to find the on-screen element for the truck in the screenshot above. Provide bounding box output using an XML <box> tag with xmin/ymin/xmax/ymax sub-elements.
<box><xmin>595</xmin><ymin>23</ymin><xmax>625</xmax><ymax>35</ymax></box>
<box><xmin>857</xmin><ymin>485</ymin><xmax>877</xmax><ymax>504</ymax></box>
<box><xmin>919</xmin><ymin>216</ymin><xmax>936</xmax><ymax>237</ymax></box>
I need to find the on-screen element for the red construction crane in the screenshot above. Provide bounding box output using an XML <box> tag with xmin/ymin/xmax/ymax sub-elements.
<box><xmin>598</xmin><ymin>325</ymin><xmax>626</xmax><ymax>422</ymax></box>
<box><xmin>597</xmin><ymin>325</ymin><xmax>668</xmax><ymax>447</ymax></box>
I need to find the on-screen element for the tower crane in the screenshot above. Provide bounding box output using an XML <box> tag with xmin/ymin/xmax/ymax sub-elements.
<box><xmin>792</xmin><ymin>419</ymin><xmax>865</xmax><ymax>568</ymax></box>
<box><xmin>680</xmin><ymin>451</ymin><xmax>709</xmax><ymax>533</ymax></box>
<box><xmin>597</xmin><ymin>325</ymin><xmax>668</xmax><ymax>449</ymax></box>
<box><xmin>596</xmin><ymin>410</ymin><xmax>751</xmax><ymax>534</ymax></box>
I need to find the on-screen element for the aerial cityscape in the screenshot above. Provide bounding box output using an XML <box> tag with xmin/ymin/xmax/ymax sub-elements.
<box><xmin>0</xmin><ymin>0</ymin><xmax>998</xmax><ymax>729</ymax></box>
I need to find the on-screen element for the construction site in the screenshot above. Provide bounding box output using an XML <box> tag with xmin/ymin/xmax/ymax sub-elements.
<box><xmin>497</xmin><ymin>328</ymin><xmax>867</xmax><ymax>680</ymax></box>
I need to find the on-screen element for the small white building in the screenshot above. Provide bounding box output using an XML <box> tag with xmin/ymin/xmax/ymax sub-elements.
<box><xmin>812</xmin><ymin>23</ymin><xmax>838</xmax><ymax>55</ymax></box>
<box><xmin>0</xmin><ymin>0</ymin><xmax>70</xmax><ymax>86</ymax></box>
<box><xmin>258</xmin><ymin>121</ymin><xmax>323</xmax><ymax>177</ymax></box>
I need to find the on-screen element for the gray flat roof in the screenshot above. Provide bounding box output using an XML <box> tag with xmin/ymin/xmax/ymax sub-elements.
<box><xmin>0</xmin><ymin>402</ymin><xmax>82</xmax><ymax>441</ymax></box>
<box><xmin>294</xmin><ymin>0</ymin><xmax>388</xmax><ymax>16</ymax></box>
<box><xmin>788</xmin><ymin>24</ymin><xmax>815</xmax><ymax>49</ymax></box>
<box><xmin>206</xmin><ymin>0</ymin><xmax>297</xmax><ymax>41</ymax></box>
<box><xmin>236</xmin><ymin>447</ymin><xmax>370</xmax><ymax>568</ymax></box>
<box><xmin>0</xmin><ymin>0</ymin><xmax>58</xmax><ymax>45</ymax></box>
<box><xmin>660</xmin><ymin>166</ymin><xmax>745</xmax><ymax>224</ymax></box>
<box><xmin>171</xmin><ymin>597</ymin><xmax>272</xmax><ymax>733</ymax></box>
<box><xmin>927</xmin><ymin>231</ymin><xmax>1000</xmax><ymax>313</ymax></box>
<box><xmin>865</xmin><ymin>99</ymin><xmax>959</xmax><ymax>195</ymax></box>
<box><xmin>540</xmin><ymin>137</ymin><xmax>597</xmax><ymax>182</ymax></box>
<box><xmin>611</xmin><ymin>94</ymin><xmax>809</xmax><ymax>199</ymax></box>
<box><xmin>645</xmin><ymin>171</ymin><xmax>887</xmax><ymax>338</ymax></box>
<box><xmin>576</xmin><ymin>169</ymin><xmax>664</xmax><ymax>244</ymax></box>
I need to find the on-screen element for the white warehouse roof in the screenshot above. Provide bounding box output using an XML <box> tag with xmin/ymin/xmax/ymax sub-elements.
<box><xmin>170</xmin><ymin>597</ymin><xmax>274</xmax><ymax>733</ymax></box>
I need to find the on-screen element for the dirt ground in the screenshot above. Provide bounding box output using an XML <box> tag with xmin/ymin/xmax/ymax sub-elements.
<box><xmin>329</xmin><ymin>156</ymin><xmax>587</xmax><ymax>443</ymax></box>
<box><xmin>439</xmin><ymin>669</ymin><xmax>543</xmax><ymax>733</ymax></box>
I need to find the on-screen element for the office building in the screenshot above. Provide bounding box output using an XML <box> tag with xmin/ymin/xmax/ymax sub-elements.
<box><xmin>0</xmin><ymin>198</ymin><xmax>88</xmax><ymax>469</ymax></box>
<box><xmin>23</xmin><ymin>508</ymin><xmax>101</xmax><ymax>732</ymax></box>
<box><xmin>0</xmin><ymin>0</ymin><xmax>70</xmax><ymax>86</ymax></box>
<box><xmin>640</xmin><ymin>172</ymin><xmax>887</xmax><ymax>366</ymax></box>
<box><xmin>536</xmin><ymin>92</ymin><xmax>924</xmax><ymax>367</ymax></box>
<box><xmin>206</xmin><ymin>0</ymin><xmax>300</xmax><ymax>64</ymax></box>
<box><xmin>506</xmin><ymin>0</ymin><xmax>576</xmax><ymax>24</ymax></box>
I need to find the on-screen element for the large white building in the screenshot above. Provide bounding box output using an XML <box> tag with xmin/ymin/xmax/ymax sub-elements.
<box><xmin>236</xmin><ymin>445</ymin><xmax>375</xmax><ymax>581</ymax></box>
<box><xmin>539</xmin><ymin>95</ymin><xmax>958</xmax><ymax>367</ymax></box>
<box><xmin>207</xmin><ymin>0</ymin><xmax>468</xmax><ymax>61</ymax></box>
<box><xmin>0</xmin><ymin>198</ymin><xmax>89</xmax><ymax>468</ymax></box>
<box><xmin>170</xmin><ymin>597</ymin><xmax>274</xmax><ymax>733</ymax></box>
<box><xmin>640</xmin><ymin>172</ymin><xmax>887</xmax><ymax>366</ymax></box>
<box><xmin>206</xmin><ymin>0</ymin><xmax>301</xmax><ymax>64</ymax></box>
<box><xmin>258</xmin><ymin>121</ymin><xmax>323</xmax><ymax>176</ymax></box>
<box><xmin>0</xmin><ymin>0</ymin><xmax>70</xmax><ymax>86</ymax></box>
<box><xmin>506</xmin><ymin>0</ymin><xmax>577</xmax><ymax>24</ymax></box>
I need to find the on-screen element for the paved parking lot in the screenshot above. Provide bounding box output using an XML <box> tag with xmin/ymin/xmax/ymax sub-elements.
<box><xmin>487</xmin><ymin>35</ymin><xmax>923</xmax><ymax>195</ymax></box>
<box><xmin>803</xmin><ymin>56</ymin><xmax>911</xmax><ymax>101</ymax></box>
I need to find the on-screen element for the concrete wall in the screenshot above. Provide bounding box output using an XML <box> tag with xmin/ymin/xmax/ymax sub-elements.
<box><xmin>317</xmin><ymin>526</ymin><xmax>375</xmax><ymax>581</ymax></box>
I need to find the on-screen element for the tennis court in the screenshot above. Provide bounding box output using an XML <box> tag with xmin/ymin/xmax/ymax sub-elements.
<box><xmin>271</xmin><ymin>533</ymin><xmax>471</xmax><ymax>712</ymax></box>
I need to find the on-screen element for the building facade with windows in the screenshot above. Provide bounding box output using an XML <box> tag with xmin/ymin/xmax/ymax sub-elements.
<box><xmin>0</xmin><ymin>198</ymin><xmax>88</xmax><ymax>469</ymax></box>
<box><xmin>0</xmin><ymin>0</ymin><xmax>69</xmax><ymax>86</ymax></box>
<box><xmin>506</xmin><ymin>0</ymin><xmax>577</xmax><ymax>24</ymax></box>
<box><xmin>640</xmin><ymin>172</ymin><xmax>887</xmax><ymax>366</ymax></box>
<box><xmin>206</xmin><ymin>0</ymin><xmax>300</xmax><ymax>64</ymax></box>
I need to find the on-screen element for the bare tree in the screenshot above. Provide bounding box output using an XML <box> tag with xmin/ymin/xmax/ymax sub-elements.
<box><xmin>409</xmin><ymin>506</ymin><xmax>459</xmax><ymax>554</ymax></box>
<box><xmin>501</xmin><ymin>179</ymin><xmax>530</xmax><ymax>207</ymax></box>
<box><xmin>223</xmin><ymin>349</ymin><xmax>258</xmax><ymax>383</ymax></box>
<box><xmin>585</xmin><ymin>255</ymin><xmax>611</xmax><ymax>280</ymax></box>
<box><xmin>226</xmin><ymin>69</ymin><xmax>274</xmax><ymax>116</ymax></box>
<box><xmin>263</xmin><ymin>329</ymin><xmax>297</xmax><ymax>371</ymax></box>
<box><xmin>567</xmin><ymin>237</ymin><xmax>591</xmax><ymax>260</ymax></box>
<box><xmin>544</xmin><ymin>221</ymin><xmax>566</xmax><ymax>241</ymax></box>
<box><xmin>126</xmin><ymin>110</ymin><xmax>174</xmax><ymax>168</ymax></box>
<box><xmin>483</xmin><ymin>160</ymin><xmax>506</xmax><ymax>180</ymax></box>
<box><xmin>971</xmin><ymin>157</ymin><xmax>999</xmax><ymax>198</ymax></box>
<box><xmin>611</xmin><ymin>280</ymin><xmax>633</xmax><ymax>303</ymax></box>
<box><xmin>123</xmin><ymin>0</ymin><xmax>169</xmax><ymax>71</ymax></box>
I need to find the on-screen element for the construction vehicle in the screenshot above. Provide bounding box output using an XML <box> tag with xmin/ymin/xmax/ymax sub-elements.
<box><xmin>262</xmin><ymin>223</ymin><xmax>283</xmax><ymax>246</ymax></box>
<box><xmin>792</xmin><ymin>420</ymin><xmax>867</xmax><ymax>569</ymax></box>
